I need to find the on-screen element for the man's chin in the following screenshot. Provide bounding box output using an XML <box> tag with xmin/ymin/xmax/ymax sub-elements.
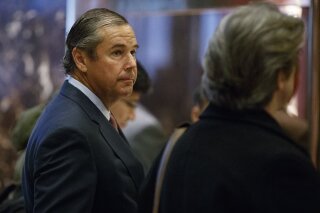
<box><xmin>120</xmin><ymin>88</ymin><xmax>133</xmax><ymax>97</ymax></box>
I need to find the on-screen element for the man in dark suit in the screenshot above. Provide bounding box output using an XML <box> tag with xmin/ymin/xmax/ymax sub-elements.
<box><xmin>22</xmin><ymin>8</ymin><xmax>144</xmax><ymax>213</ymax></box>
<box><xmin>139</xmin><ymin>2</ymin><xmax>320</xmax><ymax>213</ymax></box>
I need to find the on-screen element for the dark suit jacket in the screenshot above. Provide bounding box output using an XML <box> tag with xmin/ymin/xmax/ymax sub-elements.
<box><xmin>139</xmin><ymin>104</ymin><xmax>320</xmax><ymax>213</ymax></box>
<box><xmin>22</xmin><ymin>81</ymin><xmax>144</xmax><ymax>213</ymax></box>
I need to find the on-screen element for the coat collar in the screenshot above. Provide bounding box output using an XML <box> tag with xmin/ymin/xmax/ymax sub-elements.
<box><xmin>201</xmin><ymin>104</ymin><xmax>280</xmax><ymax>131</ymax></box>
<box><xmin>200</xmin><ymin>103</ymin><xmax>308</xmax><ymax>155</ymax></box>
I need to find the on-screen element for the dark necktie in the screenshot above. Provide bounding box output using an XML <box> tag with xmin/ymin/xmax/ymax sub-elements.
<box><xmin>109</xmin><ymin>113</ymin><xmax>119</xmax><ymax>132</ymax></box>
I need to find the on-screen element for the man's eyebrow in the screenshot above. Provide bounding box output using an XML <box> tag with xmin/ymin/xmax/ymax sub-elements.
<box><xmin>111</xmin><ymin>44</ymin><xmax>139</xmax><ymax>49</ymax></box>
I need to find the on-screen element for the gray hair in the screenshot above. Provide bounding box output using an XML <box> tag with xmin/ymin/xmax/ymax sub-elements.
<box><xmin>202</xmin><ymin>2</ymin><xmax>304</xmax><ymax>110</ymax></box>
<box><xmin>63</xmin><ymin>8</ymin><xmax>129</xmax><ymax>74</ymax></box>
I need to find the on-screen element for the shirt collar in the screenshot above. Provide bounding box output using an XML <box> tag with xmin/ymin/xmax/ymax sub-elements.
<box><xmin>67</xmin><ymin>75</ymin><xmax>111</xmax><ymax>121</ymax></box>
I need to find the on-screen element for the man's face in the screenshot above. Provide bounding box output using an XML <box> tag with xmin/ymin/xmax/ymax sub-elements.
<box><xmin>111</xmin><ymin>91</ymin><xmax>141</xmax><ymax>128</ymax></box>
<box><xmin>83</xmin><ymin>24</ymin><xmax>138</xmax><ymax>107</ymax></box>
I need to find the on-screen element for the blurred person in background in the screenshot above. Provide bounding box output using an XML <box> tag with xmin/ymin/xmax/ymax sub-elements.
<box><xmin>0</xmin><ymin>104</ymin><xmax>44</xmax><ymax>213</ymax></box>
<box><xmin>112</xmin><ymin>61</ymin><xmax>167</xmax><ymax>174</ymax></box>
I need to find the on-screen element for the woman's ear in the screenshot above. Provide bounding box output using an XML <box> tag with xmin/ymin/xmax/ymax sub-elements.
<box><xmin>71</xmin><ymin>47</ymin><xmax>88</xmax><ymax>73</ymax></box>
<box><xmin>191</xmin><ymin>105</ymin><xmax>201</xmax><ymax>123</ymax></box>
<box><xmin>277</xmin><ymin>71</ymin><xmax>287</xmax><ymax>91</ymax></box>
<box><xmin>276</xmin><ymin>68</ymin><xmax>297</xmax><ymax>107</ymax></box>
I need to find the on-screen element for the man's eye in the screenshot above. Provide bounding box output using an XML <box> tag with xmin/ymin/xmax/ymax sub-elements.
<box><xmin>112</xmin><ymin>50</ymin><xmax>123</xmax><ymax>56</ymax></box>
<box><xmin>131</xmin><ymin>50</ymin><xmax>136</xmax><ymax>58</ymax></box>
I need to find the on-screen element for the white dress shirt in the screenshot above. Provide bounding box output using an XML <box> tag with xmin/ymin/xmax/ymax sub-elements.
<box><xmin>67</xmin><ymin>76</ymin><xmax>111</xmax><ymax>121</ymax></box>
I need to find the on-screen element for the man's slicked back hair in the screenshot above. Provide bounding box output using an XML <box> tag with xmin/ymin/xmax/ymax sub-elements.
<box><xmin>63</xmin><ymin>8</ymin><xmax>128</xmax><ymax>74</ymax></box>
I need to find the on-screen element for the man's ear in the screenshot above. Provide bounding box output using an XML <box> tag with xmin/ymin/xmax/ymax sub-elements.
<box><xmin>72</xmin><ymin>47</ymin><xmax>88</xmax><ymax>73</ymax></box>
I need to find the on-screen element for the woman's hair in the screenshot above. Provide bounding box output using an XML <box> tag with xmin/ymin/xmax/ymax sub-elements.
<box><xmin>192</xmin><ymin>86</ymin><xmax>209</xmax><ymax>109</ymax></box>
<box><xmin>202</xmin><ymin>2</ymin><xmax>304</xmax><ymax>110</ymax></box>
<box><xmin>63</xmin><ymin>8</ymin><xmax>128</xmax><ymax>74</ymax></box>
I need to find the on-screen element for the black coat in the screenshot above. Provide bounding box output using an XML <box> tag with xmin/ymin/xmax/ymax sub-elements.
<box><xmin>22</xmin><ymin>81</ymin><xmax>144</xmax><ymax>213</ymax></box>
<box><xmin>139</xmin><ymin>104</ymin><xmax>320</xmax><ymax>213</ymax></box>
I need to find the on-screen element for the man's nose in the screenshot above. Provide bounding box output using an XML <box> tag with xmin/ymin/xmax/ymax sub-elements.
<box><xmin>124</xmin><ymin>54</ymin><xmax>136</xmax><ymax>70</ymax></box>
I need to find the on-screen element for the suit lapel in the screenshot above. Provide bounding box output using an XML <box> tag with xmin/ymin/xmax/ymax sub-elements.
<box><xmin>60</xmin><ymin>81</ymin><xmax>144</xmax><ymax>189</ymax></box>
<box><xmin>99</xmin><ymin>123</ymin><xmax>144</xmax><ymax>188</ymax></box>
